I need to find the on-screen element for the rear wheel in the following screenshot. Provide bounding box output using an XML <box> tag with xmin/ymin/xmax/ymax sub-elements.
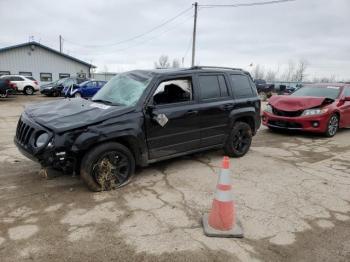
<box><xmin>80</xmin><ymin>142</ymin><xmax>135</xmax><ymax>191</ymax></box>
<box><xmin>325</xmin><ymin>114</ymin><xmax>339</xmax><ymax>137</ymax></box>
<box><xmin>24</xmin><ymin>86</ymin><xmax>34</xmax><ymax>95</ymax></box>
<box><xmin>224</xmin><ymin>122</ymin><xmax>252</xmax><ymax>157</ymax></box>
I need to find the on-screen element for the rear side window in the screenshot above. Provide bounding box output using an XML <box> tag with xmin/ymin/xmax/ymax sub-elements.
<box><xmin>199</xmin><ymin>75</ymin><xmax>229</xmax><ymax>100</ymax></box>
<box><xmin>230</xmin><ymin>74</ymin><xmax>254</xmax><ymax>98</ymax></box>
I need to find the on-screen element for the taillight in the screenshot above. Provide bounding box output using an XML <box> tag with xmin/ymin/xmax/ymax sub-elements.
<box><xmin>34</xmin><ymin>81</ymin><xmax>38</xmax><ymax>85</ymax></box>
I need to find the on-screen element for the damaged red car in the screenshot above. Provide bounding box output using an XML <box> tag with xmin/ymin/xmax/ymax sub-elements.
<box><xmin>262</xmin><ymin>83</ymin><xmax>350</xmax><ymax>137</ymax></box>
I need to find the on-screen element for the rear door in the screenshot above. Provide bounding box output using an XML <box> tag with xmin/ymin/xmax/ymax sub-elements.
<box><xmin>144</xmin><ymin>75</ymin><xmax>201</xmax><ymax>159</ymax></box>
<box><xmin>196</xmin><ymin>73</ymin><xmax>233</xmax><ymax>147</ymax></box>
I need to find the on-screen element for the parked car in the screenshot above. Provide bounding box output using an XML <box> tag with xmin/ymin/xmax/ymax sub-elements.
<box><xmin>40</xmin><ymin>77</ymin><xmax>88</xmax><ymax>97</ymax></box>
<box><xmin>0</xmin><ymin>78</ymin><xmax>16</xmax><ymax>98</ymax></box>
<box><xmin>0</xmin><ymin>75</ymin><xmax>39</xmax><ymax>95</ymax></box>
<box><xmin>14</xmin><ymin>66</ymin><xmax>261</xmax><ymax>191</ymax></box>
<box><xmin>254</xmin><ymin>79</ymin><xmax>275</xmax><ymax>93</ymax></box>
<box><xmin>63</xmin><ymin>80</ymin><xmax>107</xmax><ymax>98</ymax></box>
<box><xmin>262</xmin><ymin>83</ymin><xmax>350</xmax><ymax>137</ymax></box>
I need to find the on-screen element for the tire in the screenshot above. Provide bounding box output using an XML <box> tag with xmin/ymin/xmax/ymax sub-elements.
<box><xmin>80</xmin><ymin>142</ymin><xmax>135</xmax><ymax>192</ymax></box>
<box><xmin>74</xmin><ymin>92</ymin><xmax>81</xmax><ymax>98</ymax></box>
<box><xmin>24</xmin><ymin>86</ymin><xmax>34</xmax><ymax>95</ymax></box>
<box><xmin>52</xmin><ymin>90</ymin><xmax>60</xmax><ymax>97</ymax></box>
<box><xmin>224</xmin><ymin>121</ymin><xmax>253</xmax><ymax>158</ymax></box>
<box><xmin>325</xmin><ymin>114</ymin><xmax>339</xmax><ymax>137</ymax></box>
<box><xmin>0</xmin><ymin>93</ymin><xmax>8</xmax><ymax>98</ymax></box>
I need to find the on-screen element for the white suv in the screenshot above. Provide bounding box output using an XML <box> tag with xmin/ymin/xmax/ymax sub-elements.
<box><xmin>0</xmin><ymin>75</ymin><xmax>40</xmax><ymax>95</ymax></box>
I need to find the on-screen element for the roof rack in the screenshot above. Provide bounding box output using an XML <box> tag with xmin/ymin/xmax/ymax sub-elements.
<box><xmin>189</xmin><ymin>66</ymin><xmax>243</xmax><ymax>71</ymax></box>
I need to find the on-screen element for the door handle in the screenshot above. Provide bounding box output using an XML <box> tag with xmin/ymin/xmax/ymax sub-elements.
<box><xmin>186</xmin><ymin>110</ymin><xmax>199</xmax><ymax>115</ymax></box>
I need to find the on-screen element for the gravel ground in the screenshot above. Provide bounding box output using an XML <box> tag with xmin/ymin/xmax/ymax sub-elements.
<box><xmin>0</xmin><ymin>95</ymin><xmax>349</xmax><ymax>262</ymax></box>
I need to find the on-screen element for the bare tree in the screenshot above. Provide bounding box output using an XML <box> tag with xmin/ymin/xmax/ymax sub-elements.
<box><xmin>281</xmin><ymin>60</ymin><xmax>295</xmax><ymax>81</ymax></box>
<box><xmin>154</xmin><ymin>55</ymin><xmax>171</xmax><ymax>69</ymax></box>
<box><xmin>172</xmin><ymin>59</ymin><xmax>180</xmax><ymax>68</ymax></box>
<box><xmin>252</xmin><ymin>64</ymin><xmax>265</xmax><ymax>80</ymax></box>
<box><xmin>293</xmin><ymin>59</ymin><xmax>308</xmax><ymax>82</ymax></box>
<box><xmin>265</xmin><ymin>69</ymin><xmax>278</xmax><ymax>82</ymax></box>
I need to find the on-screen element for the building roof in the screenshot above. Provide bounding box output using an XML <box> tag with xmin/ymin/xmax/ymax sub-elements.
<box><xmin>0</xmin><ymin>41</ymin><xmax>96</xmax><ymax>68</ymax></box>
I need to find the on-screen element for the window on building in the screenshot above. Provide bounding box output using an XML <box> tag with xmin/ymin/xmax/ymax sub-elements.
<box><xmin>59</xmin><ymin>73</ymin><xmax>70</xmax><ymax>79</ymax></box>
<box><xmin>153</xmin><ymin>78</ymin><xmax>193</xmax><ymax>105</ymax></box>
<box><xmin>19</xmin><ymin>72</ymin><xmax>32</xmax><ymax>77</ymax></box>
<box><xmin>0</xmin><ymin>71</ymin><xmax>10</xmax><ymax>76</ymax></box>
<box><xmin>199</xmin><ymin>75</ymin><xmax>229</xmax><ymax>100</ymax></box>
<box><xmin>40</xmin><ymin>73</ymin><xmax>52</xmax><ymax>82</ymax></box>
<box><xmin>230</xmin><ymin>74</ymin><xmax>254</xmax><ymax>98</ymax></box>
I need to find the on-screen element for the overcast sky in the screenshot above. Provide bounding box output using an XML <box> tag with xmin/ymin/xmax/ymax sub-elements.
<box><xmin>1</xmin><ymin>0</ymin><xmax>349</xmax><ymax>80</ymax></box>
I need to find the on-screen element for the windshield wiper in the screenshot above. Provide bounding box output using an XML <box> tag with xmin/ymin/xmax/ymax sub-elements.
<box><xmin>91</xmin><ymin>99</ymin><xmax>113</xmax><ymax>105</ymax></box>
<box><xmin>92</xmin><ymin>99</ymin><xmax>124</xmax><ymax>106</ymax></box>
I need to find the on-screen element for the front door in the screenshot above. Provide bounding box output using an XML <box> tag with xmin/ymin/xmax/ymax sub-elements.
<box><xmin>144</xmin><ymin>76</ymin><xmax>201</xmax><ymax>159</ymax></box>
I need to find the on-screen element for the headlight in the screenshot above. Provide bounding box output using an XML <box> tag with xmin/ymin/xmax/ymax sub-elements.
<box><xmin>35</xmin><ymin>132</ymin><xmax>49</xmax><ymax>147</ymax></box>
<box><xmin>301</xmin><ymin>108</ymin><xmax>328</xmax><ymax>116</ymax></box>
<box><xmin>264</xmin><ymin>104</ymin><xmax>273</xmax><ymax>113</ymax></box>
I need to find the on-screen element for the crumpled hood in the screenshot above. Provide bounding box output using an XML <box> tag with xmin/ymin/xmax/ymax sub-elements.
<box><xmin>268</xmin><ymin>95</ymin><xmax>333</xmax><ymax>111</ymax></box>
<box><xmin>25</xmin><ymin>98</ymin><xmax>133</xmax><ymax>132</ymax></box>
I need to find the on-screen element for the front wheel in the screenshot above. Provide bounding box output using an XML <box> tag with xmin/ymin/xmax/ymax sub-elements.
<box><xmin>24</xmin><ymin>86</ymin><xmax>34</xmax><ymax>95</ymax></box>
<box><xmin>325</xmin><ymin>114</ymin><xmax>339</xmax><ymax>137</ymax></box>
<box><xmin>80</xmin><ymin>142</ymin><xmax>135</xmax><ymax>191</ymax></box>
<box><xmin>224</xmin><ymin>121</ymin><xmax>253</xmax><ymax>157</ymax></box>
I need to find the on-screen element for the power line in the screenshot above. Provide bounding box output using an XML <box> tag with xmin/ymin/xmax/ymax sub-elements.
<box><xmin>65</xmin><ymin>6</ymin><xmax>192</xmax><ymax>48</ymax></box>
<box><xmin>199</xmin><ymin>0</ymin><xmax>295</xmax><ymax>8</ymax></box>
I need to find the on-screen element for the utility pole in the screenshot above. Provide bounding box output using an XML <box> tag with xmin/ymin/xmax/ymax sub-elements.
<box><xmin>191</xmin><ymin>2</ymin><xmax>198</xmax><ymax>67</ymax></box>
<box><xmin>59</xmin><ymin>35</ymin><xmax>63</xmax><ymax>53</ymax></box>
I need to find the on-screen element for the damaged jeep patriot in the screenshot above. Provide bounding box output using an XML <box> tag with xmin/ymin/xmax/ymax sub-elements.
<box><xmin>14</xmin><ymin>66</ymin><xmax>261</xmax><ymax>191</ymax></box>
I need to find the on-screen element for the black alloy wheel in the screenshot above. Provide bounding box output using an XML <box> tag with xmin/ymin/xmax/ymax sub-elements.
<box><xmin>224</xmin><ymin>121</ymin><xmax>253</xmax><ymax>157</ymax></box>
<box><xmin>81</xmin><ymin>142</ymin><xmax>135</xmax><ymax>191</ymax></box>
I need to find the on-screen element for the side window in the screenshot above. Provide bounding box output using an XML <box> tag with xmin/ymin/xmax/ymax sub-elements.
<box><xmin>198</xmin><ymin>75</ymin><xmax>229</xmax><ymax>100</ymax></box>
<box><xmin>11</xmin><ymin>76</ymin><xmax>24</xmax><ymax>81</ymax></box>
<box><xmin>230</xmin><ymin>74</ymin><xmax>254</xmax><ymax>98</ymax></box>
<box><xmin>153</xmin><ymin>78</ymin><xmax>192</xmax><ymax>105</ymax></box>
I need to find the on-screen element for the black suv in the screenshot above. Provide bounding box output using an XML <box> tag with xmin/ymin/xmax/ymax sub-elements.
<box><xmin>14</xmin><ymin>66</ymin><xmax>261</xmax><ymax>191</ymax></box>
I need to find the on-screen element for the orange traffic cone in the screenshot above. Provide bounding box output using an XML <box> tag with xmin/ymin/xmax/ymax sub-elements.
<box><xmin>202</xmin><ymin>156</ymin><xmax>243</xmax><ymax>238</ymax></box>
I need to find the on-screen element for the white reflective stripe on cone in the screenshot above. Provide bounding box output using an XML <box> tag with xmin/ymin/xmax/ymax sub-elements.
<box><xmin>218</xmin><ymin>168</ymin><xmax>232</xmax><ymax>185</ymax></box>
<box><xmin>215</xmin><ymin>189</ymin><xmax>233</xmax><ymax>202</ymax></box>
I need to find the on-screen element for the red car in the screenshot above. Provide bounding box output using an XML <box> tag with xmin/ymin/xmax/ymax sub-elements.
<box><xmin>262</xmin><ymin>83</ymin><xmax>350</xmax><ymax>137</ymax></box>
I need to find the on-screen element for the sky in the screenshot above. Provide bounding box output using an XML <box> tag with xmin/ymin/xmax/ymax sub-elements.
<box><xmin>1</xmin><ymin>0</ymin><xmax>350</xmax><ymax>80</ymax></box>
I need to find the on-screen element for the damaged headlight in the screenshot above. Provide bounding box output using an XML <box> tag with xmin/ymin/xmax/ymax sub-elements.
<box><xmin>264</xmin><ymin>104</ymin><xmax>273</xmax><ymax>113</ymax></box>
<box><xmin>301</xmin><ymin>108</ymin><xmax>328</xmax><ymax>116</ymax></box>
<box><xmin>35</xmin><ymin>132</ymin><xmax>49</xmax><ymax>147</ymax></box>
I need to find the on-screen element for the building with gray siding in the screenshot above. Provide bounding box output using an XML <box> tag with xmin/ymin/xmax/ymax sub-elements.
<box><xmin>0</xmin><ymin>41</ymin><xmax>95</xmax><ymax>83</ymax></box>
